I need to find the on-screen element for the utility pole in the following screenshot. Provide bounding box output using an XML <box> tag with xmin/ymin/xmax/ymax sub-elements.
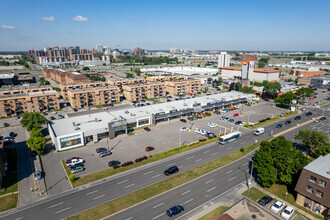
<box><xmin>179</xmin><ymin>129</ymin><xmax>182</xmax><ymax>150</ymax></box>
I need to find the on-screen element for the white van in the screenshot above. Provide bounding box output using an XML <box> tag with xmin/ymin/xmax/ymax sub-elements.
<box><xmin>254</xmin><ymin>127</ymin><xmax>265</xmax><ymax>136</ymax></box>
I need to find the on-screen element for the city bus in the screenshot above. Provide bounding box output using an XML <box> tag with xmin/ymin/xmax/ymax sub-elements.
<box><xmin>219</xmin><ymin>131</ymin><xmax>241</xmax><ymax>144</ymax></box>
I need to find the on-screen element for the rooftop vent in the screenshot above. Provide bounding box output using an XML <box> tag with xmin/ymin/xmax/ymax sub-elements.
<box><xmin>327</xmin><ymin>171</ymin><xmax>330</xmax><ymax>175</ymax></box>
<box><xmin>125</xmin><ymin>110</ymin><xmax>129</xmax><ymax>114</ymax></box>
<box><xmin>74</xmin><ymin>127</ymin><xmax>80</xmax><ymax>130</ymax></box>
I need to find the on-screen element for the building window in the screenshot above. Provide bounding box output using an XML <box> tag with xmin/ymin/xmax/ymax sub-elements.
<box><xmin>59</xmin><ymin>134</ymin><xmax>82</xmax><ymax>149</ymax></box>
<box><xmin>307</xmin><ymin>186</ymin><xmax>314</xmax><ymax>193</ymax></box>
<box><xmin>309</xmin><ymin>176</ymin><xmax>316</xmax><ymax>183</ymax></box>
<box><xmin>316</xmin><ymin>190</ymin><xmax>323</xmax><ymax>198</ymax></box>
<box><xmin>318</xmin><ymin>180</ymin><xmax>326</xmax><ymax>187</ymax></box>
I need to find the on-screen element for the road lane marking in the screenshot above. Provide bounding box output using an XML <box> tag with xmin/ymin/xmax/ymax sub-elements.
<box><xmin>211</xmin><ymin>152</ymin><xmax>218</xmax><ymax>156</ymax></box>
<box><xmin>243</xmin><ymin>162</ymin><xmax>249</xmax><ymax>166</ymax></box>
<box><xmin>183</xmin><ymin>198</ymin><xmax>194</xmax><ymax>205</ymax></box>
<box><xmin>152</xmin><ymin>174</ymin><xmax>161</xmax><ymax>178</ymax></box>
<box><xmin>228</xmin><ymin>176</ymin><xmax>236</xmax><ymax>181</ymax></box>
<box><xmin>92</xmin><ymin>194</ymin><xmax>105</xmax><ymax>200</ymax></box>
<box><xmin>179</xmin><ymin>165</ymin><xmax>183</xmax><ymax>168</ymax></box>
<box><xmin>14</xmin><ymin>217</ymin><xmax>23</xmax><ymax>220</ymax></box>
<box><xmin>86</xmin><ymin>190</ymin><xmax>98</xmax><ymax>195</ymax></box>
<box><xmin>153</xmin><ymin>202</ymin><xmax>164</xmax><ymax>208</ymax></box>
<box><xmin>143</xmin><ymin>170</ymin><xmax>154</xmax><ymax>175</ymax></box>
<box><xmin>48</xmin><ymin>202</ymin><xmax>64</xmax><ymax>208</ymax></box>
<box><xmin>227</xmin><ymin>147</ymin><xmax>232</xmax><ymax>149</ymax></box>
<box><xmin>195</xmin><ymin>158</ymin><xmax>202</xmax><ymax>162</ymax></box>
<box><xmin>246</xmin><ymin>170</ymin><xmax>250</xmax><ymax>172</ymax></box>
<box><xmin>207</xmin><ymin>187</ymin><xmax>216</xmax><ymax>192</ymax></box>
<box><xmin>166</xmin><ymin>163</ymin><xmax>176</xmax><ymax>167</ymax></box>
<box><xmin>55</xmin><ymin>207</ymin><xmax>71</xmax><ymax>214</ymax></box>
<box><xmin>116</xmin><ymin>179</ymin><xmax>128</xmax><ymax>184</ymax></box>
<box><xmin>152</xmin><ymin>213</ymin><xmax>165</xmax><ymax>219</ymax></box>
<box><xmin>124</xmin><ymin>184</ymin><xmax>135</xmax><ymax>188</ymax></box>
<box><xmin>125</xmin><ymin>218</ymin><xmax>132</xmax><ymax>220</ymax></box>
<box><xmin>186</xmin><ymin>156</ymin><xmax>194</xmax><ymax>160</ymax></box>
<box><xmin>203</xmin><ymin>150</ymin><xmax>211</xmax><ymax>153</ymax></box>
<box><xmin>205</xmin><ymin>179</ymin><xmax>214</xmax><ymax>184</ymax></box>
<box><xmin>181</xmin><ymin>190</ymin><xmax>191</xmax><ymax>195</ymax></box>
<box><xmin>225</xmin><ymin>170</ymin><xmax>232</xmax><ymax>174</ymax></box>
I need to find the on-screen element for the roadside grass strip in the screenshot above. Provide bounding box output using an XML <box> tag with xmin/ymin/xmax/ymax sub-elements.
<box><xmin>242</xmin><ymin>187</ymin><xmax>268</xmax><ymax>202</ymax></box>
<box><xmin>66</xmin><ymin>137</ymin><xmax>271</xmax><ymax>220</ymax></box>
<box><xmin>198</xmin><ymin>206</ymin><xmax>229</xmax><ymax>220</ymax></box>
<box><xmin>0</xmin><ymin>194</ymin><xmax>18</xmax><ymax>212</ymax></box>
<box><xmin>247</xmin><ymin>110</ymin><xmax>298</xmax><ymax>129</ymax></box>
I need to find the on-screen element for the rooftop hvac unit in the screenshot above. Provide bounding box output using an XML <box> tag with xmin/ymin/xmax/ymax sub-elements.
<box><xmin>125</xmin><ymin>110</ymin><xmax>129</xmax><ymax>114</ymax></box>
<box><xmin>74</xmin><ymin>127</ymin><xmax>80</xmax><ymax>130</ymax></box>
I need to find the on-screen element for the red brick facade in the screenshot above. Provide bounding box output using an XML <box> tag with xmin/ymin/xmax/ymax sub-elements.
<box><xmin>290</xmin><ymin>70</ymin><xmax>324</xmax><ymax>77</ymax></box>
<box><xmin>43</xmin><ymin>68</ymin><xmax>89</xmax><ymax>84</ymax></box>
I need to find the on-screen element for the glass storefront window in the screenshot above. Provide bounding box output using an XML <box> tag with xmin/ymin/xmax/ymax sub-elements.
<box><xmin>60</xmin><ymin>134</ymin><xmax>82</xmax><ymax>148</ymax></box>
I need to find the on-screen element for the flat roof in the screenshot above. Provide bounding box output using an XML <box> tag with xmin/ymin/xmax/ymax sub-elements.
<box><xmin>304</xmin><ymin>154</ymin><xmax>330</xmax><ymax>179</ymax></box>
<box><xmin>0</xmin><ymin>85</ymin><xmax>51</xmax><ymax>91</ymax></box>
<box><xmin>68</xmin><ymin>86</ymin><xmax>118</xmax><ymax>93</ymax></box>
<box><xmin>123</xmin><ymin>82</ymin><xmax>165</xmax><ymax>87</ymax></box>
<box><xmin>62</xmin><ymin>81</ymin><xmax>105</xmax><ymax>86</ymax></box>
<box><xmin>0</xmin><ymin>90</ymin><xmax>58</xmax><ymax>98</ymax></box>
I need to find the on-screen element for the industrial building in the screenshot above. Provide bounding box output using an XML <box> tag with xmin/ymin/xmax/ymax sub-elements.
<box><xmin>141</xmin><ymin>67</ymin><xmax>218</xmax><ymax>76</ymax></box>
<box><xmin>291</xmin><ymin>69</ymin><xmax>325</xmax><ymax>77</ymax></box>
<box><xmin>44</xmin><ymin>68</ymin><xmax>89</xmax><ymax>84</ymax></box>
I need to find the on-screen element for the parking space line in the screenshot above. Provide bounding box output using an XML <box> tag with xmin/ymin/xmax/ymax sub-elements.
<box><xmin>243</xmin><ymin>162</ymin><xmax>249</xmax><ymax>166</ymax></box>
<box><xmin>125</xmin><ymin>217</ymin><xmax>132</xmax><ymax>220</ymax></box>
<box><xmin>183</xmin><ymin>198</ymin><xmax>194</xmax><ymax>205</ymax></box>
<box><xmin>54</xmin><ymin>207</ymin><xmax>71</xmax><ymax>214</ymax></box>
<box><xmin>228</xmin><ymin>176</ymin><xmax>236</xmax><ymax>181</ymax></box>
<box><xmin>205</xmin><ymin>179</ymin><xmax>214</xmax><ymax>184</ymax></box>
<box><xmin>179</xmin><ymin>165</ymin><xmax>183</xmax><ymax>168</ymax></box>
<box><xmin>153</xmin><ymin>202</ymin><xmax>164</xmax><ymax>208</ymax></box>
<box><xmin>14</xmin><ymin>217</ymin><xmax>23</xmax><ymax>220</ymax></box>
<box><xmin>207</xmin><ymin>187</ymin><xmax>216</xmax><ymax>192</ymax></box>
<box><xmin>227</xmin><ymin>147</ymin><xmax>232</xmax><ymax>149</ymax></box>
<box><xmin>143</xmin><ymin>170</ymin><xmax>154</xmax><ymax>175</ymax></box>
<box><xmin>291</xmin><ymin>213</ymin><xmax>297</xmax><ymax>220</ymax></box>
<box><xmin>86</xmin><ymin>190</ymin><xmax>98</xmax><ymax>195</ymax></box>
<box><xmin>116</xmin><ymin>179</ymin><xmax>128</xmax><ymax>185</ymax></box>
<box><xmin>124</xmin><ymin>184</ymin><xmax>135</xmax><ymax>189</ymax></box>
<box><xmin>48</xmin><ymin>202</ymin><xmax>63</xmax><ymax>208</ymax></box>
<box><xmin>152</xmin><ymin>174</ymin><xmax>161</xmax><ymax>178</ymax></box>
<box><xmin>152</xmin><ymin>213</ymin><xmax>165</xmax><ymax>219</ymax></box>
<box><xmin>181</xmin><ymin>190</ymin><xmax>191</xmax><ymax>195</ymax></box>
<box><xmin>92</xmin><ymin>194</ymin><xmax>105</xmax><ymax>200</ymax></box>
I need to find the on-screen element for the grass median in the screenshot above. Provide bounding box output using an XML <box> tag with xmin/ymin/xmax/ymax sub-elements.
<box><xmin>66</xmin><ymin>137</ymin><xmax>271</xmax><ymax>220</ymax></box>
<box><xmin>65</xmin><ymin>137</ymin><xmax>219</xmax><ymax>188</ymax></box>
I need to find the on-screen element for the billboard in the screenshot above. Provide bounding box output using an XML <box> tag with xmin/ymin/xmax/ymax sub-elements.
<box><xmin>242</xmin><ymin>61</ymin><xmax>248</xmax><ymax>79</ymax></box>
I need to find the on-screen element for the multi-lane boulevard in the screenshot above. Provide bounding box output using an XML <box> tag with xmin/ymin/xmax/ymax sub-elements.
<box><xmin>0</xmin><ymin>106</ymin><xmax>328</xmax><ymax>220</ymax></box>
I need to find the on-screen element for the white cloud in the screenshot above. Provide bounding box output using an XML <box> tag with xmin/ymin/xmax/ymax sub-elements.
<box><xmin>72</xmin><ymin>15</ymin><xmax>88</xmax><ymax>22</ymax></box>
<box><xmin>1</xmin><ymin>24</ymin><xmax>16</xmax><ymax>30</ymax></box>
<box><xmin>42</xmin><ymin>16</ymin><xmax>55</xmax><ymax>22</ymax></box>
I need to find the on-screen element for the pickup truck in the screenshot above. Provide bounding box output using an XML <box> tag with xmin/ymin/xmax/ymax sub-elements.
<box><xmin>65</xmin><ymin>158</ymin><xmax>84</xmax><ymax>167</ymax></box>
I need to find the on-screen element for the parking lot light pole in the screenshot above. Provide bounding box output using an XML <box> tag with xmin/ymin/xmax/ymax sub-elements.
<box><xmin>179</xmin><ymin>129</ymin><xmax>182</xmax><ymax>150</ymax></box>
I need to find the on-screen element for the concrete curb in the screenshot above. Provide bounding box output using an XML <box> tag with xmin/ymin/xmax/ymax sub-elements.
<box><xmin>61</xmin><ymin>160</ymin><xmax>73</xmax><ymax>189</ymax></box>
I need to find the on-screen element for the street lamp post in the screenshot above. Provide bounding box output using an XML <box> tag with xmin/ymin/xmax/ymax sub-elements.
<box><xmin>179</xmin><ymin>129</ymin><xmax>182</xmax><ymax>150</ymax></box>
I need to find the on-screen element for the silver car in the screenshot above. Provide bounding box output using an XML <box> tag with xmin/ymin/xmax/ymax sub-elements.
<box><xmin>99</xmin><ymin>151</ymin><xmax>112</xmax><ymax>157</ymax></box>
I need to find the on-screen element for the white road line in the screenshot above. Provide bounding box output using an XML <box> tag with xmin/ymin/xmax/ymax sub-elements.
<box><xmin>152</xmin><ymin>174</ymin><xmax>161</xmax><ymax>178</ymax></box>
<box><xmin>86</xmin><ymin>190</ymin><xmax>98</xmax><ymax>195</ymax></box>
<box><xmin>181</xmin><ymin>190</ymin><xmax>191</xmax><ymax>195</ymax></box>
<box><xmin>211</xmin><ymin>152</ymin><xmax>218</xmax><ymax>156</ymax></box>
<box><xmin>143</xmin><ymin>170</ymin><xmax>154</xmax><ymax>175</ymax></box>
<box><xmin>205</xmin><ymin>179</ymin><xmax>214</xmax><ymax>184</ymax></box>
<box><xmin>241</xmin><ymin>141</ymin><xmax>246</xmax><ymax>144</ymax></box>
<box><xmin>227</xmin><ymin>147</ymin><xmax>232</xmax><ymax>149</ymax></box>
<box><xmin>152</xmin><ymin>213</ymin><xmax>165</xmax><ymax>219</ymax></box>
<box><xmin>124</xmin><ymin>184</ymin><xmax>135</xmax><ymax>188</ymax></box>
<box><xmin>116</xmin><ymin>179</ymin><xmax>128</xmax><ymax>184</ymax></box>
<box><xmin>243</xmin><ymin>162</ymin><xmax>249</xmax><ymax>166</ymax></box>
<box><xmin>166</xmin><ymin>163</ymin><xmax>176</xmax><ymax>167</ymax></box>
<box><xmin>179</xmin><ymin>165</ymin><xmax>183</xmax><ymax>168</ymax></box>
<box><xmin>183</xmin><ymin>198</ymin><xmax>194</xmax><ymax>205</ymax></box>
<box><xmin>203</xmin><ymin>150</ymin><xmax>211</xmax><ymax>153</ymax></box>
<box><xmin>14</xmin><ymin>217</ymin><xmax>23</xmax><ymax>220</ymax></box>
<box><xmin>92</xmin><ymin>195</ymin><xmax>105</xmax><ymax>200</ymax></box>
<box><xmin>228</xmin><ymin>176</ymin><xmax>236</xmax><ymax>181</ymax></box>
<box><xmin>153</xmin><ymin>202</ymin><xmax>164</xmax><ymax>208</ymax></box>
<box><xmin>195</xmin><ymin>158</ymin><xmax>202</xmax><ymax>162</ymax></box>
<box><xmin>225</xmin><ymin>170</ymin><xmax>232</xmax><ymax>174</ymax></box>
<box><xmin>55</xmin><ymin>207</ymin><xmax>71</xmax><ymax>214</ymax></box>
<box><xmin>207</xmin><ymin>187</ymin><xmax>216</xmax><ymax>192</ymax></box>
<box><xmin>125</xmin><ymin>218</ymin><xmax>132</xmax><ymax>220</ymax></box>
<box><xmin>246</xmin><ymin>170</ymin><xmax>250</xmax><ymax>173</ymax></box>
<box><xmin>48</xmin><ymin>202</ymin><xmax>64</xmax><ymax>209</ymax></box>
<box><xmin>186</xmin><ymin>156</ymin><xmax>194</xmax><ymax>160</ymax></box>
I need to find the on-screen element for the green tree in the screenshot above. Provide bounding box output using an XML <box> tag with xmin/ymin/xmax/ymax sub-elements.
<box><xmin>259</xmin><ymin>57</ymin><xmax>270</xmax><ymax>64</ymax></box>
<box><xmin>258</xmin><ymin>61</ymin><xmax>266</xmax><ymax>68</ymax></box>
<box><xmin>20</xmin><ymin>112</ymin><xmax>47</xmax><ymax>131</ymax></box>
<box><xmin>31</xmin><ymin>128</ymin><xmax>43</xmax><ymax>138</ymax></box>
<box><xmin>296</xmin><ymin>87</ymin><xmax>314</xmax><ymax>103</ymax></box>
<box><xmin>274</xmin><ymin>92</ymin><xmax>297</xmax><ymax>105</ymax></box>
<box><xmin>294</xmin><ymin>130</ymin><xmax>329</xmax><ymax>157</ymax></box>
<box><xmin>239</xmin><ymin>86</ymin><xmax>255</xmax><ymax>94</ymax></box>
<box><xmin>26</xmin><ymin>136</ymin><xmax>46</xmax><ymax>155</ymax></box>
<box><xmin>262</xmin><ymin>81</ymin><xmax>282</xmax><ymax>98</ymax></box>
<box><xmin>83</xmin><ymin>66</ymin><xmax>90</xmax><ymax>71</ymax></box>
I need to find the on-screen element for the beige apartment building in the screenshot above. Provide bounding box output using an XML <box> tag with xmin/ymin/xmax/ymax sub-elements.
<box><xmin>60</xmin><ymin>81</ymin><xmax>106</xmax><ymax>100</ymax></box>
<box><xmin>146</xmin><ymin>76</ymin><xmax>180</xmax><ymax>82</ymax></box>
<box><xmin>0</xmin><ymin>90</ymin><xmax>60</xmax><ymax>117</ymax></box>
<box><xmin>68</xmin><ymin>86</ymin><xmax>120</xmax><ymax>109</ymax></box>
<box><xmin>108</xmin><ymin>78</ymin><xmax>146</xmax><ymax>89</ymax></box>
<box><xmin>123</xmin><ymin>82</ymin><xmax>166</xmax><ymax>101</ymax></box>
<box><xmin>0</xmin><ymin>85</ymin><xmax>53</xmax><ymax>96</ymax></box>
<box><xmin>165</xmin><ymin>79</ymin><xmax>201</xmax><ymax>96</ymax></box>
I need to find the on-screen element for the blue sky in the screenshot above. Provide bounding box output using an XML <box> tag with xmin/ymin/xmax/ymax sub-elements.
<box><xmin>1</xmin><ymin>0</ymin><xmax>330</xmax><ymax>51</ymax></box>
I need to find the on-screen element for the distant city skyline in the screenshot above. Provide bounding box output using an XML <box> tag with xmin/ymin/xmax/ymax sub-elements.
<box><xmin>1</xmin><ymin>0</ymin><xmax>330</xmax><ymax>51</ymax></box>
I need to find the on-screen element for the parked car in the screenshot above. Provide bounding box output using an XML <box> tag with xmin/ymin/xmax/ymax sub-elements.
<box><xmin>65</xmin><ymin>158</ymin><xmax>84</xmax><ymax>166</ymax></box>
<box><xmin>42</xmin><ymin>112</ymin><xmax>48</xmax><ymax>116</ymax></box>
<box><xmin>166</xmin><ymin>205</ymin><xmax>184</xmax><ymax>217</ymax></box>
<box><xmin>4</xmin><ymin>123</ymin><xmax>10</xmax><ymax>127</ymax></box>
<box><xmin>271</xmin><ymin>200</ymin><xmax>285</xmax><ymax>213</ymax></box>
<box><xmin>58</xmin><ymin>114</ymin><xmax>64</xmax><ymax>119</ymax></box>
<box><xmin>281</xmin><ymin>206</ymin><xmax>294</xmax><ymax>220</ymax></box>
<box><xmin>108</xmin><ymin>160</ymin><xmax>121</xmax><ymax>167</ymax></box>
<box><xmin>144</xmin><ymin>127</ymin><xmax>151</xmax><ymax>131</ymax></box>
<box><xmin>181</xmin><ymin>127</ymin><xmax>188</xmax><ymax>132</ymax></box>
<box><xmin>314</xmin><ymin>119</ymin><xmax>320</xmax><ymax>123</ymax></box>
<box><xmin>73</xmin><ymin>108</ymin><xmax>78</xmax><ymax>112</ymax></box>
<box><xmin>164</xmin><ymin>166</ymin><xmax>179</xmax><ymax>176</ymax></box>
<box><xmin>207</xmin><ymin>122</ymin><xmax>217</xmax><ymax>128</ymax></box>
<box><xmin>220</xmin><ymin>109</ymin><xmax>228</xmax><ymax>113</ymax></box>
<box><xmin>50</xmin><ymin>116</ymin><xmax>56</xmax><ymax>120</ymax></box>
<box><xmin>258</xmin><ymin>196</ymin><xmax>273</xmax><ymax>206</ymax></box>
<box><xmin>320</xmin><ymin>116</ymin><xmax>327</xmax><ymax>121</ymax></box>
<box><xmin>235</xmin><ymin>121</ymin><xmax>242</xmax><ymax>125</ymax></box>
<box><xmin>294</xmin><ymin>116</ymin><xmax>301</xmax><ymax>120</ymax></box>
<box><xmin>68</xmin><ymin>163</ymin><xmax>84</xmax><ymax>170</ymax></box>
<box><xmin>180</xmin><ymin>119</ymin><xmax>187</xmax><ymax>123</ymax></box>
<box><xmin>145</xmin><ymin>146</ymin><xmax>155</xmax><ymax>152</ymax></box>
<box><xmin>96</xmin><ymin>147</ymin><xmax>107</xmax><ymax>153</ymax></box>
<box><xmin>228</xmin><ymin>119</ymin><xmax>234</xmax><ymax>123</ymax></box>
<box><xmin>70</xmin><ymin>166</ymin><xmax>85</xmax><ymax>174</ymax></box>
<box><xmin>233</xmin><ymin>113</ymin><xmax>239</xmax><ymax>117</ymax></box>
<box><xmin>99</xmin><ymin>151</ymin><xmax>112</xmax><ymax>157</ymax></box>
<box><xmin>206</xmin><ymin>132</ymin><xmax>215</xmax><ymax>138</ymax></box>
<box><xmin>194</xmin><ymin>128</ymin><xmax>201</xmax><ymax>134</ymax></box>
<box><xmin>285</xmin><ymin>120</ymin><xmax>291</xmax><ymax>125</ymax></box>
<box><xmin>167</xmin><ymin>99</ymin><xmax>171</xmax><ymax>102</ymax></box>
<box><xmin>34</xmin><ymin>170</ymin><xmax>42</xmax><ymax>181</ymax></box>
<box><xmin>306</xmin><ymin>112</ymin><xmax>313</xmax><ymax>116</ymax></box>
<box><xmin>276</xmin><ymin>124</ymin><xmax>282</xmax><ymax>128</ymax></box>
<box><xmin>200</xmin><ymin>129</ymin><xmax>208</xmax><ymax>136</ymax></box>
<box><xmin>9</xmin><ymin>132</ymin><xmax>16</xmax><ymax>138</ymax></box>
<box><xmin>220</xmin><ymin>116</ymin><xmax>226</xmax><ymax>120</ymax></box>
<box><xmin>214</xmin><ymin>111</ymin><xmax>221</xmax><ymax>115</ymax></box>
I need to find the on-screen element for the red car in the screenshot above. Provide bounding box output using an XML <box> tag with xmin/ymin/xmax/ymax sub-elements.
<box><xmin>233</xmin><ymin>113</ymin><xmax>239</xmax><ymax>117</ymax></box>
<box><xmin>167</xmin><ymin>99</ymin><xmax>171</xmax><ymax>102</ymax></box>
<box><xmin>144</xmin><ymin>127</ymin><xmax>151</xmax><ymax>131</ymax></box>
<box><xmin>145</xmin><ymin>146</ymin><xmax>155</xmax><ymax>152</ymax></box>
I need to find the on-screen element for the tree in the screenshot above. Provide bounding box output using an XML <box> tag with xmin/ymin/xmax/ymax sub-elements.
<box><xmin>259</xmin><ymin>57</ymin><xmax>270</xmax><ymax>64</ymax></box>
<box><xmin>274</xmin><ymin>92</ymin><xmax>297</xmax><ymax>105</ymax></box>
<box><xmin>294</xmin><ymin>130</ymin><xmax>329</xmax><ymax>157</ymax></box>
<box><xmin>20</xmin><ymin>112</ymin><xmax>47</xmax><ymax>131</ymax></box>
<box><xmin>258</xmin><ymin>61</ymin><xmax>266</xmax><ymax>68</ymax></box>
<box><xmin>83</xmin><ymin>66</ymin><xmax>90</xmax><ymax>71</ymax></box>
<box><xmin>26</xmin><ymin>136</ymin><xmax>46</xmax><ymax>155</ymax></box>
<box><xmin>296</xmin><ymin>87</ymin><xmax>314</xmax><ymax>103</ymax></box>
<box><xmin>31</xmin><ymin>128</ymin><xmax>43</xmax><ymax>138</ymax></box>
<box><xmin>262</xmin><ymin>81</ymin><xmax>282</xmax><ymax>98</ymax></box>
<box><xmin>239</xmin><ymin>86</ymin><xmax>255</xmax><ymax>94</ymax></box>
<box><xmin>254</xmin><ymin>137</ymin><xmax>307</xmax><ymax>187</ymax></box>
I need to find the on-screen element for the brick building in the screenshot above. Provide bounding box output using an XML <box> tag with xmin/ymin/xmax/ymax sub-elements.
<box><xmin>290</xmin><ymin>69</ymin><xmax>324</xmax><ymax>77</ymax></box>
<box><xmin>43</xmin><ymin>68</ymin><xmax>89</xmax><ymax>84</ymax></box>
<box><xmin>68</xmin><ymin>86</ymin><xmax>120</xmax><ymax>109</ymax></box>
<box><xmin>122</xmin><ymin>82</ymin><xmax>166</xmax><ymax>101</ymax></box>
<box><xmin>146</xmin><ymin>76</ymin><xmax>180</xmax><ymax>82</ymax></box>
<box><xmin>108</xmin><ymin>78</ymin><xmax>146</xmax><ymax>89</ymax></box>
<box><xmin>60</xmin><ymin>81</ymin><xmax>106</xmax><ymax>100</ymax></box>
<box><xmin>0</xmin><ymin>85</ymin><xmax>52</xmax><ymax>96</ymax></box>
<box><xmin>165</xmin><ymin>79</ymin><xmax>201</xmax><ymax>96</ymax></box>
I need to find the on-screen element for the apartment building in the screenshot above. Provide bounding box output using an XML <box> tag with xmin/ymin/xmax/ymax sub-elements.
<box><xmin>0</xmin><ymin>85</ymin><xmax>52</xmax><ymax>96</ymax></box>
<box><xmin>44</xmin><ymin>68</ymin><xmax>89</xmax><ymax>84</ymax></box>
<box><xmin>295</xmin><ymin>154</ymin><xmax>330</xmax><ymax>215</ymax></box>
<box><xmin>123</xmin><ymin>82</ymin><xmax>165</xmax><ymax>101</ymax></box>
<box><xmin>165</xmin><ymin>79</ymin><xmax>201</xmax><ymax>96</ymax></box>
<box><xmin>146</xmin><ymin>76</ymin><xmax>180</xmax><ymax>82</ymax></box>
<box><xmin>108</xmin><ymin>78</ymin><xmax>146</xmax><ymax>89</ymax></box>
<box><xmin>60</xmin><ymin>81</ymin><xmax>106</xmax><ymax>100</ymax></box>
<box><xmin>0</xmin><ymin>90</ymin><xmax>60</xmax><ymax>117</ymax></box>
<box><xmin>68</xmin><ymin>86</ymin><xmax>120</xmax><ymax>109</ymax></box>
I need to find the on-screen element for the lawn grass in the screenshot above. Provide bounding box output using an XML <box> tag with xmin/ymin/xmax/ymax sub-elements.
<box><xmin>319</xmin><ymin>102</ymin><xmax>328</xmax><ymax>106</ymax></box>
<box><xmin>198</xmin><ymin>206</ymin><xmax>228</xmax><ymax>220</ymax></box>
<box><xmin>0</xmin><ymin>148</ymin><xmax>18</xmax><ymax>196</ymax></box>
<box><xmin>149</xmin><ymin>98</ymin><xmax>162</xmax><ymax>103</ymax></box>
<box><xmin>0</xmin><ymin>194</ymin><xmax>18</xmax><ymax>212</ymax></box>
<box><xmin>66</xmin><ymin>137</ymin><xmax>271</xmax><ymax>220</ymax></box>
<box><xmin>242</xmin><ymin>187</ymin><xmax>268</xmax><ymax>202</ymax></box>
<box><xmin>247</xmin><ymin>110</ymin><xmax>298</xmax><ymax>129</ymax></box>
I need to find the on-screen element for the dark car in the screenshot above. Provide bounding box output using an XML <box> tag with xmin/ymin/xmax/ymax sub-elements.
<box><xmin>3</xmin><ymin>137</ymin><xmax>14</xmax><ymax>145</ymax></box>
<box><xmin>42</xmin><ymin>112</ymin><xmax>48</xmax><ymax>116</ymax></box>
<box><xmin>4</xmin><ymin>123</ymin><xmax>10</xmax><ymax>127</ymax></box>
<box><xmin>166</xmin><ymin>205</ymin><xmax>184</xmax><ymax>217</ymax></box>
<box><xmin>108</xmin><ymin>160</ymin><xmax>121</xmax><ymax>167</ymax></box>
<box><xmin>9</xmin><ymin>132</ymin><xmax>16</xmax><ymax>138</ymax></box>
<box><xmin>68</xmin><ymin>163</ymin><xmax>84</xmax><ymax>170</ymax></box>
<box><xmin>73</xmin><ymin>108</ymin><xmax>78</xmax><ymax>112</ymax></box>
<box><xmin>320</xmin><ymin>116</ymin><xmax>327</xmax><ymax>121</ymax></box>
<box><xmin>285</xmin><ymin>120</ymin><xmax>291</xmax><ymax>125</ymax></box>
<box><xmin>258</xmin><ymin>196</ymin><xmax>273</xmax><ymax>206</ymax></box>
<box><xmin>276</xmin><ymin>124</ymin><xmax>282</xmax><ymax>128</ymax></box>
<box><xmin>180</xmin><ymin>119</ymin><xmax>187</xmax><ymax>123</ymax></box>
<box><xmin>263</xmin><ymin>98</ymin><xmax>269</xmax><ymax>101</ymax></box>
<box><xmin>235</xmin><ymin>121</ymin><xmax>242</xmax><ymax>125</ymax></box>
<box><xmin>50</xmin><ymin>116</ymin><xmax>56</xmax><ymax>120</ymax></box>
<box><xmin>294</xmin><ymin>116</ymin><xmax>301</xmax><ymax>120</ymax></box>
<box><xmin>214</xmin><ymin>111</ymin><xmax>221</xmax><ymax>115</ymax></box>
<box><xmin>306</xmin><ymin>112</ymin><xmax>313</xmax><ymax>116</ymax></box>
<box><xmin>164</xmin><ymin>166</ymin><xmax>179</xmax><ymax>176</ymax></box>
<box><xmin>144</xmin><ymin>127</ymin><xmax>151</xmax><ymax>131</ymax></box>
<box><xmin>145</xmin><ymin>146</ymin><xmax>155</xmax><ymax>152</ymax></box>
<box><xmin>31</xmin><ymin>150</ymin><xmax>38</xmax><ymax>157</ymax></box>
<box><xmin>228</xmin><ymin>119</ymin><xmax>234</xmax><ymax>123</ymax></box>
<box><xmin>99</xmin><ymin>151</ymin><xmax>112</xmax><ymax>157</ymax></box>
<box><xmin>146</xmin><ymin>103</ymin><xmax>151</xmax><ymax>105</ymax></box>
<box><xmin>96</xmin><ymin>147</ymin><xmax>107</xmax><ymax>153</ymax></box>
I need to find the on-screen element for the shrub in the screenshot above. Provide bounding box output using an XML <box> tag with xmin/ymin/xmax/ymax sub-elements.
<box><xmin>240</xmin><ymin>148</ymin><xmax>245</xmax><ymax>152</ymax></box>
<box><xmin>69</xmin><ymin>174</ymin><xmax>75</xmax><ymax>182</ymax></box>
<box><xmin>121</xmin><ymin>161</ymin><xmax>134</xmax><ymax>167</ymax></box>
<box><xmin>128</xmin><ymin>131</ymin><xmax>133</xmax><ymax>135</ymax></box>
<box><xmin>113</xmin><ymin>165</ymin><xmax>120</xmax><ymax>169</ymax></box>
